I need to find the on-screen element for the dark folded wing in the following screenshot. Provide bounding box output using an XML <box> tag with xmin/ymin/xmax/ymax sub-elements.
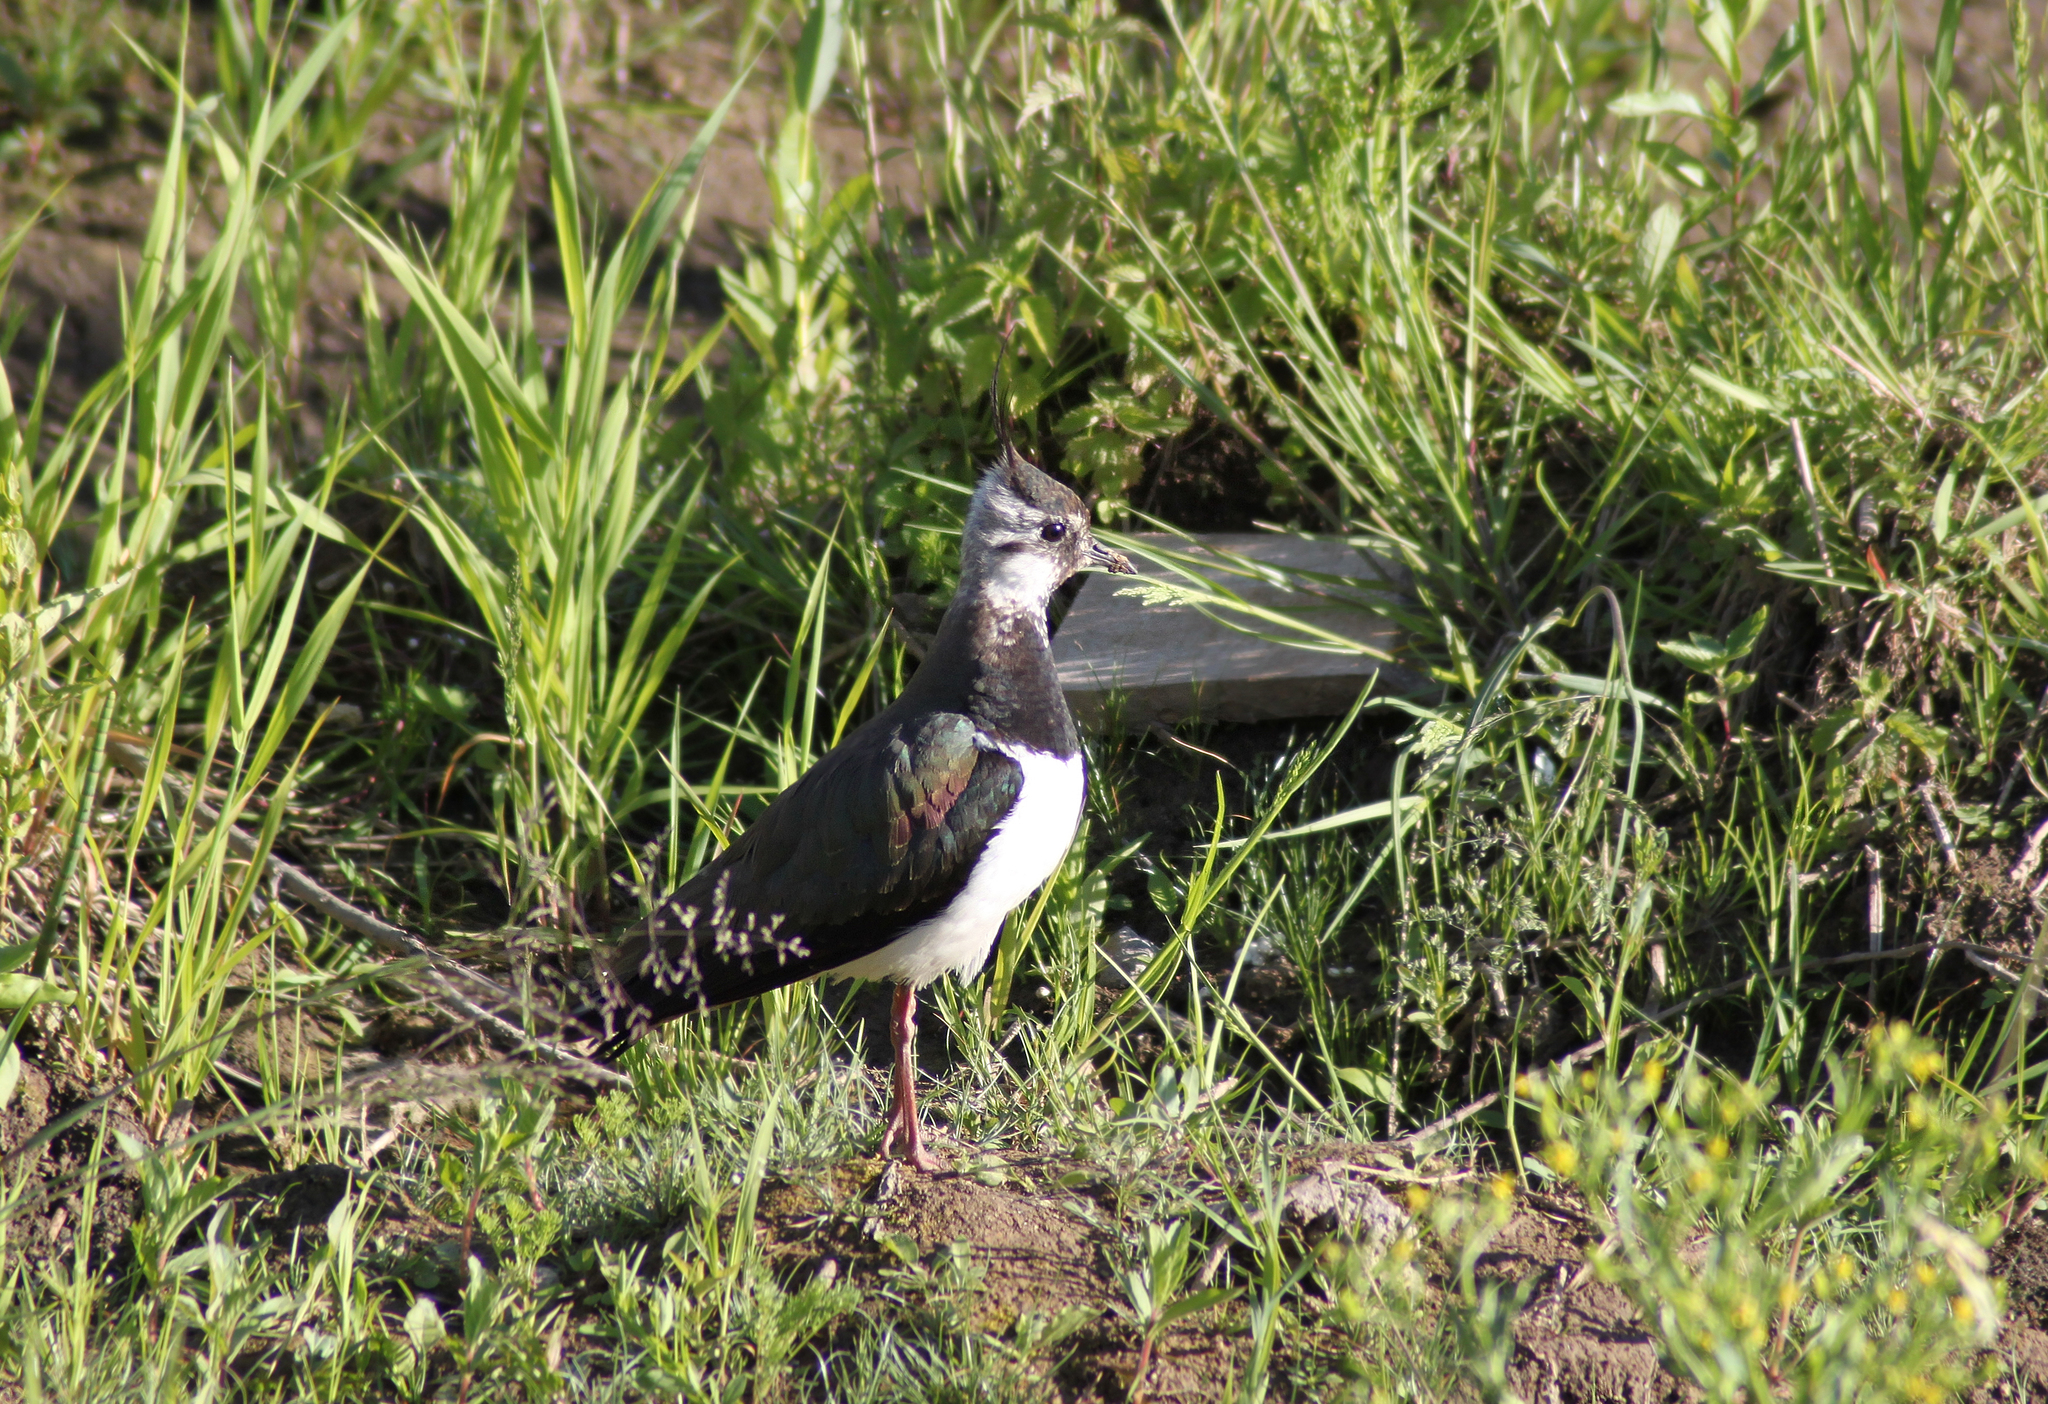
<box><xmin>594</xmin><ymin>711</ymin><xmax>1021</xmax><ymax>1048</ymax></box>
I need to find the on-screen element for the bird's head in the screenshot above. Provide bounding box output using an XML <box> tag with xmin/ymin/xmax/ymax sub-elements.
<box><xmin>960</xmin><ymin>448</ymin><xmax>1135</xmax><ymax>611</ymax></box>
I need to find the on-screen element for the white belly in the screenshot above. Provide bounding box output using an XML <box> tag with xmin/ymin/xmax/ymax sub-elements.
<box><xmin>831</xmin><ymin>742</ymin><xmax>1085</xmax><ymax>987</ymax></box>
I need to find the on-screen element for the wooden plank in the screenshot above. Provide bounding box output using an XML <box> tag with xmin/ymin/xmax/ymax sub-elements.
<box><xmin>1052</xmin><ymin>533</ymin><xmax>1417</xmax><ymax>728</ymax></box>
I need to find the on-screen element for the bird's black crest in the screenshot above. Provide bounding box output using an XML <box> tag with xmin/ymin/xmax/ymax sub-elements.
<box><xmin>985</xmin><ymin>337</ymin><xmax>1074</xmax><ymax>515</ymax></box>
<box><xmin>990</xmin><ymin>336</ymin><xmax>1019</xmax><ymax>464</ymax></box>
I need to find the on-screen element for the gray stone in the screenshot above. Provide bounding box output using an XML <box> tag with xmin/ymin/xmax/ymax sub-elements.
<box><xmin>1095</xmin><ymin>925</ymin><xmax>1160</xmax><ymax>988</ymax></box>
<box><xmin>1052</xmin><ymin>532</ymin><xmax>1416</xmax><ymax>728</ymax></box>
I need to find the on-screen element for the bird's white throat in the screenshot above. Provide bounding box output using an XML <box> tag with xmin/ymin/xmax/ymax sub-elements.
<box><xmin>830</xmin><ymin>740</ymin><xmax>1084</xmax><ymax>988</ymax></box>
<box><xmin>968</xmin><ymin>549</ymin><xmax>1068</xmax><ymax>615</ymax></box>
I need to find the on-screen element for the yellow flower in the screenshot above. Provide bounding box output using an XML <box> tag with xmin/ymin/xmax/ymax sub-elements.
<box><xmin>1777</xmin><ymin>1279</ymin><xmax>1800</xmax><ymax>1311</ymax></box>
<box><xmin>1641</xmin><ymin>1059</ymin><xmax>1666</xmax><ymax>1092</ymax></box>
<box><xmin>1706</xmin><ymin>1136</ymin><xmax>1730</xmax><ymax>1160</ymax></box>
<box><xmin>1908</xmin><ymin>1051</ymin><xmax>1943</xmax><ymax>1084</ymax></box>
<box><xmin>1405</xmin><ymin>1185</ymin><xmax>1432</xmax><ymax>1213</ymax></box>
<box><xmin>1579</xmin><ymin>1069</ymin><xmax>1598</xmax><ymax>1093</ymax></box>
<box><xmin>1887</xmin><ymin>1288</ymin><xmax>1910</xmax><ymax>1315</ymax></box>
<box><xmin>1489</xmin><ymin>1173</ymin><xmax>1517</xmax><ymax>1202</ymax></box>
<box><xmin>1950</xmin><ymin>1294</ymin><xmax>1975</xmax><ymax>1326</ymax></box>
<box><xmin>1514</xmin><ymin>1074</ymin><xmax>1534</xmax><ymax>1099</ymax></box>
<box><xmin>1913</xmin><ymin>1261</ymin><xmax>1939</xmax><ymax>1288</ymax></box>
<box><xmin>1730</xmin><ymin>1296</ymin><xmax>1757</xmax><ymax>1329</ymax></box>
<box><xmin>1833</xmin><ymin>1255</ymin><xmax>1857</xmax><ymax>1284</ymax></box>
<box><xmin>1543</xmin><ymin>1143</ymin><xmax>1579</xmax><ymax>1177</ymax></box>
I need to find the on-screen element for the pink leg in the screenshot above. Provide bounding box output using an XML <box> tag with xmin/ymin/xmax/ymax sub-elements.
<box><xmin>878</xmin><ymin>984</ymin><xmax>947</xmax><ymax>1173</ymax></box>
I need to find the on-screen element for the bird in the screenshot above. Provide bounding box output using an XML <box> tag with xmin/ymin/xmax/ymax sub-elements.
<box><xmin>589</xmin><ymin>413</ymin><xmax>1135</xmax><ymax>1172</ymax></box>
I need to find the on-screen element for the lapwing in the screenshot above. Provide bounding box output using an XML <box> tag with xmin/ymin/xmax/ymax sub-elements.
<box><xmin>592</xmin><ymin>421</ymin><xmax>1134</xmax><ymax>1171</ymax></box>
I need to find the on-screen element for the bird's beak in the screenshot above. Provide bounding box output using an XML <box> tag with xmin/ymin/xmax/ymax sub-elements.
<box><xmin>1087</xmin><ymin>537</ymin><xmax>1136</xmax><ymax>575</ymax></box>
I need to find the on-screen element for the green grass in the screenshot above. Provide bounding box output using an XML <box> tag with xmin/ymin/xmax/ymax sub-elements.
<box><xmin>3</xmin><ymin>0</ymin><xmax>2048</xmax><ymax>1397</ymax></box>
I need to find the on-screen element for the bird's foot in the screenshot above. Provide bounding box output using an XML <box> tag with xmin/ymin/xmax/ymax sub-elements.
<box><xmin>880</xmin><ymin>1114</ymin><xmax>949</xmax><ymax>1174</ymax></box>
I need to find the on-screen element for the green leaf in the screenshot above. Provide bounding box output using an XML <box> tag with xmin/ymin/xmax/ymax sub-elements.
<box><xmin>1696</xmin><ymin>1</ymin><xmax>1740</xmax><ymax>80</ymax></box>
<box><xmin>30</xmin><ymin>572</ymin><xmax>135</xmax><ymax>643</ymax></box>
<box><xmin>1157</xmin><ymin>1287</ymin><xmax>1239</xmax><ymax>1326</ymax></box>
<box><xmin>1886</xmin><ymin>710</ymin><xmax>1949</xmax><ymax>760</ymax></box>
<box><xmin>1016</xmin><ymin>12</ymin><xmax>1082</xmax><ymax>39</ymax></box>
<box><xmin>1115</xmin><ymin>404</ymin><xmax>1191</xmax><ymax>439</ymax></box>
<box><xmin>1964</xmin><ymin>490</ymin><xmax>2048</xmax><ymax>543</ymax></box>
<box><xmin>1609</xmin><ymin>90</ymin><xmax>1707</xmax><ymax>118</ymax></box>
<box><xmin>0</xmin><ymin>974</ymin><xmax>74</xmax><ymax>1009</ymax></box>
<box><xmin>242</xmin><ymin>558</ymin><xmax>370</xmax><ymax>784</ymax></box>
<box><xmin>1661</xmin><ymin>640</ymin><xmax>1733</xmax><ymax>672</ymax></box>
<box><xmin>0</xmin><ymin>1038</ymin><xmax>18</xmax><ymax>1113</ymax></box>
<box><xmin>541</xmin><ymin>43</ymin><xmax>588</xmax><ymax>337</ymax></box>
<box><xmin>1639</xmin><ymin>141</ymin><xmax>1714</xmax><ymax>188</ymax></box>
<box><xmin>1473</xmin><ymin>301</ymin><xmax>1582</xmax><ymax>406</ymax></box>
<box><xmin>1740</xmin><ymin>19</ymin><xmax>1809</xmax><ymax>114</ymax></box>
<box><xmin>1932</xmin><ymin>471</ymin><xmax>1956</xmax><ymax>546</ymax></box>
<box><xmin>1020</xmin><ymin>71</ymin><xmax>1085</xmax><ymax>125</ymax></box>
<box><xmin>1662</xmin><ymin>609</ymin><xmax>1766</xmax><ymax>677</ymax></box>
<box><xmin>1214</xmin><ymin>796</ymin><xmax>1429</xmax><ymax>847</ymax></box>
<box><xmin>1688</xmin><ymin>366</ymin><xmax>1786</xmax><ymax>414</ymax></box>
<box><xmin>1725</xmin><ymin>605</ymin><xmax>1770</xmax><ymax>657</ymax></box>
<box><xmin>1065</xmin><ymin>430</ymin><xmax>1144</xmax><ymax>494</ymax></box>
<box><xmin>1336</xmin><ymin>1065</ymin><xmax>1398</xmax><ymax>1101</ymax></box>
<box><xmin>249</xmin><ymin>2</ymin><xmax>362</xmax><ymax>172</ymax></box>
<box><xmin>1637</xmin><ymin>203</ymin><xmax>1684</xmax><ymax>296</ymax></box>
<box><xmin>793</xmin><ymin>0</ymin><xmax>846</xmax><ymax>117</ymax></box>
<box><xmin>1041</xmin><ymin>1303</ymin><xmax>1100</xmax><ymax>1345</ymax></box>
<box><xmin>404</xmin><ymin>1294</ymin><xmax>446</xmax><ymax>1354</ymax></box>
<box><xmin>1017</xmin><ymin>294</ymin><xmax>1063</xmax><ymax>365</ymax></box>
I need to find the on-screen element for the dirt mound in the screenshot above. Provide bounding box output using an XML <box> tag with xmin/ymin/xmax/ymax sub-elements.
<box><xmin>0</xmin><ymin>1050</ymin><xmax>145</xmax><ymax>1278</ymax></box>
<box><xmin>1987</xmin><ymin>1215</ymin><xmax>2048</xmax><ymax>1397</ymax></box>
<box><xmin>879</xmin><ymin>1158</ymin><xmax>1112</xmax><ymax>1327</ymax></box>
<box><xmin>1481</xmin><ymin>1203</ymin><xmax>1696</xmax><ymax>1403</ymax></box>
<box><xmin>743</xmin><ymin>1148</ymin><xmax>1702</xmax><ymax>1403</ymax></box>
<box><xmin>745</xmin><ymin>1149</ymin><xmax>1248</xmax><ymax>1402</ymax></box>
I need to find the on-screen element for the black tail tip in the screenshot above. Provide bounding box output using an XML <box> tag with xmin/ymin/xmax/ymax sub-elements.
<box><xmin>563</xmin><ymin>1002</ymin><xmax>638</xmax><ymax>1066</ymax></box>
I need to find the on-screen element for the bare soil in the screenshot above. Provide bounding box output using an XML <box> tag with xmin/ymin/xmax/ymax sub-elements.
<box><xmin>1480</xmin><ymin>1201</ymin><xmax>1697</xmax><ymax>1404</ymax></box>
<box><xmin>0</xmin><ymin>1045</ymin><xmax>145</xmax><ymax>1279</ymax></box>
<box><xmin>1987</xmin><ymin>1216</ymin><xmax>2048</xmax><ymax>1399</ymax></box>
<box><xmin>739</xmin><ymin>1141</ymin><xmax>1698</xmax><ymax>1404</ymax></box>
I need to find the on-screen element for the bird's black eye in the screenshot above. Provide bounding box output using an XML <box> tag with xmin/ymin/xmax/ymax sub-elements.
<box><xmin>1040</xmin><ymin>521</ymin><xmax>1069</xmax><ymax>542</ymax></box>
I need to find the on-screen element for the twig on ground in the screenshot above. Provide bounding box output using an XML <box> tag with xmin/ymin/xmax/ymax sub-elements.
<box><xmin>1337</xmin><ymin>1163</ymin><xmax>1476</xmax><ymax>1186</ymax></box>
<box><xmin>1788</xmin><ymin>420</ymin><xmax>1839</xmax><ymax>600</ymax></box>
<box><xmin>1963</xmin><ymin>949</ymin><xmax>2020</xmax><ymax>983</ymax></box>
<box><xmin>2012</xmin><ymin>816</ymin><xmax>2048</xmax><ymax>885</ymax></box>
<box><xmin>1919</xmin><ymin>783</ymin><xmax>1960</xmax><ymax>871</ymax></box>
